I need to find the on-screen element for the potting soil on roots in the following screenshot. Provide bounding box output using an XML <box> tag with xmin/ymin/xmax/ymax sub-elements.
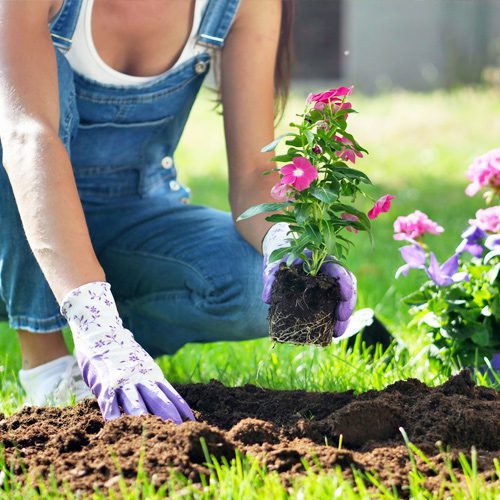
<box><xmin>269</xmin><ymin>266</ymin><xmax>342</xmax><ymax>346</ymax></box>
<box><xmin>0</xmin><ymin>371</ymin><xmax>498</xmax><ymax>495</ymax></box>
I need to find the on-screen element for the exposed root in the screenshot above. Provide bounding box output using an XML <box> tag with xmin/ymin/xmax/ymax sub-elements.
<box><xmin>269</xmin><ymin>310</ymin><xmax>335</xmax><ymax>346</ymax></box>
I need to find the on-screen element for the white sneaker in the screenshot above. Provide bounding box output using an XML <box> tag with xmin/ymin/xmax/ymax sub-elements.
<box><xmin>19</xmin><ymin>355</ymin><xmax>94</xmax><ymax>407</ymax></box>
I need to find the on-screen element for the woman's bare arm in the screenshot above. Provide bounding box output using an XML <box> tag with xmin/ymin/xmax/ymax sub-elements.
<box><xmin>221</xmin><ymin>0</ymin><xmax>282</xmax><ymax>252</ymax></box>
<box><xmin>0</xmin><ymin>1</ymin><xmax>105</xmax><ymax>303</ymax></box>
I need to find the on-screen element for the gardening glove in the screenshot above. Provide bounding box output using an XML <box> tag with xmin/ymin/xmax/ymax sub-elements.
<box><xmin>262</xmin><ymin>223</ymin><xmax>357</xmax><ymax>338</ymax></box>
<box><xmin>60</xmin><ymin>282</ymin><xmax>195</xmax><ymax>423</ymax></box>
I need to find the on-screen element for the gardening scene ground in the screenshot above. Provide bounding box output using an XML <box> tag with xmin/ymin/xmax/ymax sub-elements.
<box><xmin>0</xmin><ymin>88</ymin><xmax>499</xmax><ymax>497</ymax></box>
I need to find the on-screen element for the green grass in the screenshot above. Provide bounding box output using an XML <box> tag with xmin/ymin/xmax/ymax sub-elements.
<box><xmin>0</xmin><ymin>86</ymin><xmax>499</xmax><ymax>498</ymax></box>
<box><xmin>0</xmin><ymin>440</ymin><xmax>499</xmax><ymax>498</ymax></box>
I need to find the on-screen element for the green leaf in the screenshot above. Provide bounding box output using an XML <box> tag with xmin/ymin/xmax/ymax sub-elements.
<box><xmin>261</xmin><ymin>134</ymin><xmax>289</xmax><ymax>153</ymax></box>
<box><xmin>265</xmin><ymin>213</ymin><xmax>295</xmax><ymax>223</ymax></box>
<box><xmin>291</xmin><ymin>232</ymin><xmax>312</xmax><ymax>255</ymax></box>
<box><xmin>269</xmin><ymin>246</ymin><xmax>291</xmax><ymax>264</ymax></box>
<box><xmin>294</xmin><ymin>203</ymin><xmax>311</xmax><ymax>225</ymax></box>
<box><xmin>331</xmin><ymin>166</ymin><xmax>372</xmax><ymax>184</ymax></box>
<box><xmin>304</xmin><ymin>129</ymin><xmax>315</xmax><ymax>145</ymax></box>
<box><xmin>339</xmin><ymin>131</ymin><xmax>369</xmax><ymax>154</ymax></box>
<box><xmin>285</xmin><ymin>136</ymin><xmax>303</xmax><ymax>147</ymax></box>
<box><xmin>322</xmin><ymin>220</ymin><xmax>337</xmax><ymax>256</ymax></box>
<box><xmin>286</xmin><ymin>252</ymin><xmax>297</xmax><ymax>267</ymax></box>
<box><xmin>336</xmin><ymin>234</ymin><xmax>354</xmax><ymax>247</ymax></box>
<box><xmin>237</xmin><ymin>202</ymin><xmax>289</xmax><ymax>221</ymax></box>
<box><xmin>403</xmin><ymin>289</ymin><xmax>431</xmax><ymax>306</ymax></box>
<box><xmin>270</xmin><ymin>154</ymin><xmax>295</xmax><ymax>163</ymax></box>
<box><xmin>310</xmin><ymin>185</ymin><xmax>339</xmax><ymax>204</ymax></box>
<box><xmin>471</xmin><ymin>326</ymin><xmax>491</xmax><ymax>347</ymax></box>
<box><xmin>305</xmin><ymin>224</ymin><xmax>322</xmax><ymax>245</ymax></box>
<box><xmin>263</xmin><ymin>167</ymin><xmax>280</xmax><ymax>176</ymax></box>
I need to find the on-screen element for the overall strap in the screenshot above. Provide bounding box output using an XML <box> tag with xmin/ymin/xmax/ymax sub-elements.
<box><xmin>197</xmin><ymin>0</ymin><xmax>241</xmax><ymax>49</ymax></box>
<box><xmin>49</xmin><ymin>0</ymin><xmax>84</xmax><ymax>51</ymax></box>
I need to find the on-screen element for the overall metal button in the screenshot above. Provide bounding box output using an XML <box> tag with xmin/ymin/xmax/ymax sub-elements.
<box><xmin>194</xmin><ymin>61</ymin><xmax>208</xmax><ymax>74</ymax></box>
<box><xmin>169</xmin><ymin>180</ymin><xmax>181</xmax><ymax>191</ymax></box>
<box><xmin>161</xmin><ymin>156</ymin><xmax>173</xmax><ymax>169</ymax></box>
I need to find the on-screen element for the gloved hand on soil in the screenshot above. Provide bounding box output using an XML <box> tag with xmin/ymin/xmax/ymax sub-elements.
<box><xmin>262</xmin><ymin>223</ymin><xmax>357</xmax><ymax>338</ymax></box>
<box><xmin>60</xmin><ymin>282</ymin><xmax>195</xmax><ymax>422</ymax></box>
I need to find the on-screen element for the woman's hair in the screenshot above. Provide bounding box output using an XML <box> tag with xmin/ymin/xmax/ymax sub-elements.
<box><xmin>275</xmin><ymin>0</ymin><xmax>295</xmax><ymax>119</ymax></box>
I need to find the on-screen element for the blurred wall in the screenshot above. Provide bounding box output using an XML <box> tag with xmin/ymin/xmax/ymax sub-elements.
<box><xmin>293</xmin><ymin>1</ymin><xmax>342</xmax><ymax>80</ymax></box>
<box><xmin>293</xmin><ymin>0</ymin><xmax>500</xmax><ymax>92</ymax></box>
<box><xmin>342</xmin><ymin>0</ymin><xmax>500</xmax><ymax>92</ymax></box>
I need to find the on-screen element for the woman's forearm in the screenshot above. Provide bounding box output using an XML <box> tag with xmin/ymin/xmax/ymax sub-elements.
<box><xmin>2</xmin><ymin>129</ymin><xmax>105</xmax><ymax>303</ymax></box>
<box><xmin>230</xmin><ymin>165</ymin><xmax>277</xmax><ymax>252</ymax></box>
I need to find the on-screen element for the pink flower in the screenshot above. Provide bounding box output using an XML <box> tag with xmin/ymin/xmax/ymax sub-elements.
<box><xmin>332</xmin><ymin>101</ymin><xmax>352</xmax><ymax>119</ymax></box>
<box><xmin>335</xmin><ymin>135</ymin><xmax>363</xmax><ymax>163</ymax></box>
<box><xmin>280</xmin><ymin>157</ymin><xmax>318</xmax><ymax>191</ymax></box>
<box><xmin>271</xmin><ymin>182</ymin><xmax>289</xmax><ymax>201</ymax></box>
<box><xmin>341</xmin><ymin>212</ymin><xmax>359</xmax><ymax>233</ymax></box>
<box><xmin>307</xmin><ymin>86</ymin><xmax>353</xmax><ymax>110</ymax></box>
<box><xmin>465</xmin><ymin>148</ymin><xmax>500</xmax><ymax>196</ymax></box>
<box><xmin>469</xmin><ymin>206</ymin><xmax>500</xmax><ymax>233</ymax></box>
<box><xmin>368</xmin><ymin>194</ymin><xmax>395</xmax><ymax>220</ymax></box>
<box><xmin>393</xmin><ymin>210</ymin><xmax>444</xmax><ymax>241</ymax></box>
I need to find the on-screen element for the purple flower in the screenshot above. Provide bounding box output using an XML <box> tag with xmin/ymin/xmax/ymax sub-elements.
<box><xmin>456</xmin><ymin>225</ymin><xmax>486</xmax><ymax>257</ymax></box>
<box><xmin>491</xmin><ymin>353</ymin><xmax>500</xmax><ymax>371</ymax></box>
<box><xmin>485</xmin><ymin>233</ymin><xmax>500</xmax><ymax>250</ymax></box>
<box><xmin>426</xmin><ymin>253</ymin><xmax>469</xmax><ymax>287</ymax></box>
<box><xmin>395</xmin><ymin>244</ymin><xmax>427</xmax><ymax>278</ymax></box>
<box><xmin>484</xmin><ymin>234</ymin><xmax>500</xmax><ymax>263</ymax></box>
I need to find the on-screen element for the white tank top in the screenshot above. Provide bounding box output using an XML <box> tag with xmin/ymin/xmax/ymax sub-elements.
<box><xmin>66</xmin><ymin>0</ymin><xmax>209</xmax><ymax>86</ymax></box>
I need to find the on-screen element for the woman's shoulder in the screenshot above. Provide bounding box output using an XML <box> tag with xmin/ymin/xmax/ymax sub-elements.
<box><xmin>232</xmin><ymin>0</ymin><xmax>282</xmax><ymax>29</ymax></box>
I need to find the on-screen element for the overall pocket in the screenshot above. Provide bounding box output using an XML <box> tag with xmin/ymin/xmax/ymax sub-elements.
<box><xmin>71</xmin><ymin>115</ymin><xmax>176</xmax><ymax>200</ymax></box>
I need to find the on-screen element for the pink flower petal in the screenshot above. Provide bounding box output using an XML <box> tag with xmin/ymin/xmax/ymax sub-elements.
<box><xmin>368</xmin><ymin>194</ymin><xmax>395</xmax><ymax>220</ymax></box>
<box><xmin>271</xmin><ymin>182</ymin><xmax>289</xmax><ymax>201</ymax></box>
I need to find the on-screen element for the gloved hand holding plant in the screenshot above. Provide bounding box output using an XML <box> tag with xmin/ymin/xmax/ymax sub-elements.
<box><xmin>238</xmin><ymin>86</ymin><xmax>394</xmax><ymax>346</ymax></box>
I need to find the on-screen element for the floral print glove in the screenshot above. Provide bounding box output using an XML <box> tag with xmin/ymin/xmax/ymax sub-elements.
<box><xmin>261</xmin><ymin>223</ymin><xmax>357</xmax><ymax>337</ymax></box>
<box><xmin>60</xmin><ymin>282</ymin><xmax>194</xmax><ymax>422</ymax></box>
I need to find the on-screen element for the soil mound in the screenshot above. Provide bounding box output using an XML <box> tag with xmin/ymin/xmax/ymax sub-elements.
<box><xmin>0</xmin><ymin>371</ymin><xmax>498</xmax><ymax>495</ymax></box>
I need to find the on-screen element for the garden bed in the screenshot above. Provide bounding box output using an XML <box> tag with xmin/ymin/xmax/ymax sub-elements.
<box><xmin>0</xmin><ymin>371</ymin><xmax>498</xmax><ymax>495</ymax></box>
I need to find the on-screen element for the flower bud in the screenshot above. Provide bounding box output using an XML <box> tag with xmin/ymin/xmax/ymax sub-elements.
<box><xmin>312</xmin><ymin>144</ymin><xmax>323</xmax><ymax>155</ymax></box>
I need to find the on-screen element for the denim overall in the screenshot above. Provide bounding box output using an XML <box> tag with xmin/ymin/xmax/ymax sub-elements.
<box><xmin>0</xmin><ymin>0</ymin><xmax>267</xmax><ymax>355</ymax></box>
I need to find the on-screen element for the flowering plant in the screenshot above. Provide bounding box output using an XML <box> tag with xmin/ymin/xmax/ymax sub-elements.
<box><xmin>238</xmin><ymin>86</ymin><xmax>393</xmax><ymax>275</ymax></box>
<box><xmin>396</xmin><ymin>149</ymin><xmax>500</xmax><ymax>368</ymax></box>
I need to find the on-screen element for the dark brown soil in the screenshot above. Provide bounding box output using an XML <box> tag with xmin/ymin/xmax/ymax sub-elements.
<box><xmin>0</xmin><ymin>371</ymin><xmax>498</xmax><ymax>496</ymax></box>
<box><xmin>269</xmin><ymin>266</ymin><xmax>341</xmax><ymax>346</ymax></box>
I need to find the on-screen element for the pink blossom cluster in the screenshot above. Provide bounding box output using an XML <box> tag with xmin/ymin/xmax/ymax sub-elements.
<box><xmin>393</xmin><ymin>210</ymin><xmax>444</xmax><ymax>241</ymax></box>
<box><xmin>469</xmin><ymin>206</ymin><xmax>500</xmax><ymax>234</ymax></box>
<box><xmin>307</xmin><ymin>86</ymin><xmax>352</xmax><ymax>111</ymax></box>
<box><xmin>465</xmin><ymin>148</ymin><xmax>500</xmax><ymax>197</ymax></box>
<box><xmin>335</xmin><ymin>135</ymin><xmax>363</xmax><ymax>164</ymax></box>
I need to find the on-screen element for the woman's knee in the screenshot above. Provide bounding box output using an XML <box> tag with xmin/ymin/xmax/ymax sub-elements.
<box><xmin>201</xmin><ymin>252</ymin><xmax>268</xmax><ymax>340</ymax></box>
